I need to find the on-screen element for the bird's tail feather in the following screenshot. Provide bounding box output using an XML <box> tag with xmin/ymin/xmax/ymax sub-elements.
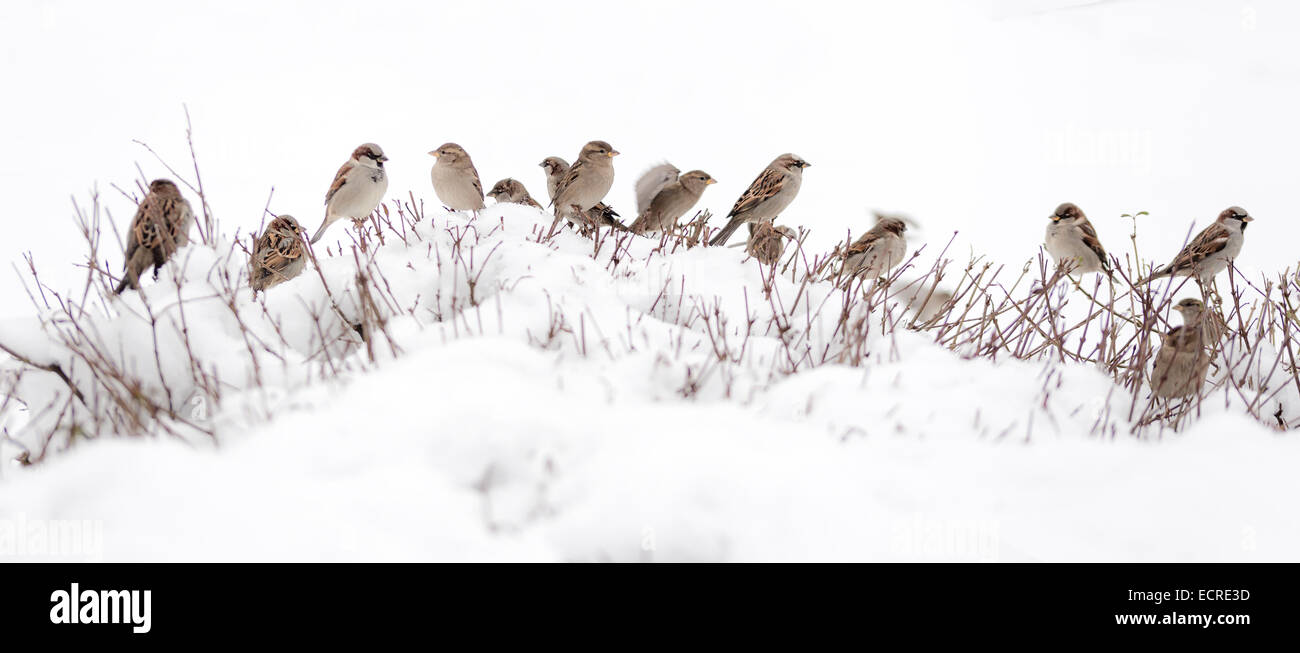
<box><xmin>709</xmin><ymin>218</ymin><xmax>743</xmax><ymax>246</ymax></box>
<box><xmin>309</xmin><ymin>217</ymin><xmax>332</xmax><ymax>244</ymax></box>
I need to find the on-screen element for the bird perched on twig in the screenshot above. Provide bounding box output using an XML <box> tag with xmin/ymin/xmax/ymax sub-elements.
<box><xmin>1142</xmin><ymin>206</ymin><xmax>1253</xmax><ymax>284</ymax></box>
<box><xmin>487</xmin><ymin>178</ymin><xmax>543</xmax><ymax>209</ymax></box>
<box><xmin>709</xmin><ymin>153</ymin><xmax>809</xmax><ymax>246</ymax></box>
<box><xmin>634</xmin><ymin>162</ymin><xmax>681</xmax><ymax>216</ymax></box>
<box><xmin>249</xmin><ymin>215</ymin><xmax>307</xmax><ymax>292</ymax></box>
<box><xmin>429</xmin><ymin>143</ymin><xmax>486</xmax><ymax>211</ymax></box>
<box><xmin>629</xmin><ymin>169</ymin><xmax>716</xmax><ymax>234</ymax></box>
<box><xmin>1044</xmin><ymin>202</ymin><xmax>1110</xmax><ymax>276</ymax></box>
<box><xmin>1150</xmin><ymin>298</ymin><xmax>1213</xmax><ymax>399</ymax></box>
<box><xmin>310</xmin><ymin>143</ymin><xmax>389</xmax><ymax>243</ymax></box>
<box><xmin>746</xmin><ymin>221</ymin><xmax>794</xmax><ymax>265</ymax></box>
<box><xmin>114</xmin><ymin>179</ymin><xmax>194</xmax><ymax>294</ymax></box>
<box><xmin>551</xmin><ymin>140</ymin><xmax>619</xmax><ymax>227</ymax></box>
<box><xmin>842</xmin><ymin>216</ymin><xmax>908</xmax><ymax>279</ymax></box>
<box><xmin>541</xmin><ymin>154</ymin><xmax>623</xmax><ymax>229</ymax></box>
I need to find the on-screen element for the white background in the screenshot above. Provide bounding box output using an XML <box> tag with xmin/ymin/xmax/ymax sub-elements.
<box><xmin>1</xmin><ymin>0</ymin><xmax>1296</xmax><ymax>309</ymax></box>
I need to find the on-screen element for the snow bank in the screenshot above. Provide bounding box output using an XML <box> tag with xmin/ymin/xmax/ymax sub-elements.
<box><xmin>1</xmin><ymin>202</ymin><xmax>1296</xmax><ymax>562</ymax></box>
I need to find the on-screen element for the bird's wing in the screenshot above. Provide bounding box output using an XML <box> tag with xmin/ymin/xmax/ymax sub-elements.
<box><xmin>262</xmin><ymin>223</ymin><xmax>304</xmax><ymax>274</ymax></box>
<box><xmin>325</xmin><ymin>161</ymin><xmax>353</xmax><ymax>205</ymax></box>
<box><xmin>728</xmin><ymin>167</ymin><xmax>785</xmax><ymax>218</ymax></box>
<box><xmin>635</xmin><ymin>163</ymin><xmax>679</xmax><ymax>215</ymax></box>
<box><xmin>1164</xmin><ymin>223</ymin><xmax>1231</xmax><ymax>272</ymax></box>
<box><xmin>1077</xmin><ymin>218</ymin><xmax>1110</xmax><ymax>271</ymax></box>
<box><xmin>468</xmin><ymin>164</ymin><xmax>484</xmax><ymax>200</ymax></box>
<box><xmin>846</xmin><ymin>224</ymin><xmax>887</xmax><ymax>257</ymax></box>
<box><xmin>555</xmin><ymin>158</ymin><xmax>587</xmax><ymax>199</ymax></box>
<box><xmin>131</xmin><ymin>194</ymin><xmax>172</xmax><ymax>250</ymax></box>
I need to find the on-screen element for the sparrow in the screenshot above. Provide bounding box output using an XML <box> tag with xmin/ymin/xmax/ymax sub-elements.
<box><xmin>1044</xmin><ymin>202</ymin><xmax>1111</xmax><ymax>276</ymax></box>
<box><xmin>113</xmin><ymin>179</ymin><xmax>195</xmax><ymax>294</ymax></box>
<box><xmin>487</xmin><ymin>178</ymin><xmax>543</xmax><ymax>209</ymax></box>
<box><xmin>629</xmin><ymin>170</ymin><xmax>716</xmax><ymax>234</ymax></box>
<box><xmin>1150</xmin><ymin>298</ymin><xmax>1213</xmax><ymax>399</ymax></box>
<box><xmin>552</xmin><ymin>140</ymin><xmax>619</xmax><ymax>225</ymax></box>
<box><xmin>539</xmin><ymin>156</ymin><xmax>569</xmax><ymax>204</ymax></box>
<box><xmin>843</xmin><ymin>216</ymin><xmax>908</xmax><ymax>279</ymax></box>
<box><xmin>310</xmin><ymin>143</ymin><xmax>389</xmax><ymax>243</ymax></box>
<box><xmin>709</xmin><ymin>153</ymin><xmax>809</xmax><ymax>246</ymax></box>
<box><xmin>540</xmin><ymin>154</ymin><xmax>625</xmax><ymax>229</ymax></box>
<box><xmin>1142</xmin><ymin>206</ymin><xmax>1253</xmax><ymax>284</ymax></box>
<box><xmin>249</xmin><ymin>215</ymin><xmax>307</xmax><ymax>292</ymax></box>
<box><xmin>746</xmin><ymin>220</ymin><xmax>794</xmax><ymax>265</ymax></box>
<box><xmin>634</xmin><ymin>162</ymin><xmax>681</xmax><ymax>216</ymax></box>
<box><xmin>429</xmin><ymin>142</ymin><xmax>486</xmax><ymax>211</ymax></box>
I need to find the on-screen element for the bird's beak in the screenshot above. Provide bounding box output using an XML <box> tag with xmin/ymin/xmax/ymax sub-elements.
<box><xmin>379</xmin><ymin>155</ymin><xmax>389</xmax><ymax>162</ymax></box>
<box><xmin>1050</xmin><ymin>215</ymin><xmax>1061</xmax><ymax>222</ymax></box>
<box><xmin>1242</xmin><ymin>215</ymin><xmax>1255</xmax><ymax>222</ymax></box>
<box><xmin>706</xmin><ymin>179</ymin><xmax>717</xmax><ymax>185</ymax></box>
<box><xmin>428</xmin><ymin>151</ymin><xmax>439</xmax><ymax>158</ymax></box>
<box><xmin>800</xmin><ymin>162</ymin><xmax>811</xmax><ymax>168</ymax></box>
<box><xmin>608</xmin><ymin>150</ymin><xmax>620</xmax><ymax>157</ymax></box>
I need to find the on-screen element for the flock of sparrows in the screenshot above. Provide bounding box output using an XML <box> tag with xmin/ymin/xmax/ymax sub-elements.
<box><xmin>112</xmin><ymin>141</ymin><xmax>1254</xmax><ymax>403</ymax></box>
<box><xmin>1043</xmin><ymin>201</ymin><xmax>1254</xmax><ymax>401</ymax></box>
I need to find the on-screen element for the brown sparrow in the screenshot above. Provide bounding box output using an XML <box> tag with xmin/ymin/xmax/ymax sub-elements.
<box><xmin>1044</xmin><ymin>202</ymin><xmax>1110</xmax><ymax>276</ymax></box>
<box><xmin>1150</xmin><ymin>298</ymin><xmax>1212</xmax><ymax>399</ymax></box>
<box><xmin>629</xmin><ymin>170</ymin><xmax>716</xmax><ymax>234</ymax></box>
<box><xmin>249</xmin><ymin>215</ymin><xmax>307</xmax><ymax>292</ymax></box>
<box><xmin>539</xmin><ymin>156</ymin><xmax>569</xmax><ymax>204</ymax></box>
<box><xmin>310</xmin><ymin>143</ymin><xmax>389</xmax><ymax>243</ymax></box>
<box><xmin>487</xmin><ymin>178</ymin><xmax>543</xmax><ymax>209</ymax></box>
<box><xmin>634</xmin><ymin>162</ymin><xmax>681</xmax><ymax>215</ymax></box>
<box><xmin>552</xmin><ymin>140</ymin><xmax>619</xmax><ymax>226</ymax></box>
<box><xmin>429</xmin><ymin>142</ymin><xmax>486</xmax><ymax>211</ymax></box>
<box><xmin>710</xmin><ymin>153</ymin><xmax>809</xmax><ymax>246</ymax></box>
<box><xmin>114</xmin><ymin>179</ymin><xmax>194</xmax><ymax>294</ymax></box>
<box><xmin>746</xmin><ymin>221</ymin><xmax>794</xmax><ymax>265</ymax></box>
<box><xmin>843</xmin><ymin>216</ymin><xmax>908</xmax><ymax>278</ymax></box>
<box><xmin>1143</xmin><ymin>207</ymin><xmax>1252</xmax><ymax>284</ymax></box>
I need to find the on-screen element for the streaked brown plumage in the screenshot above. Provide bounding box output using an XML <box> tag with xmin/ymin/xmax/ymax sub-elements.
<box><xmin>1044</xmin><ymin>202</ymin><xmax>1110</xmax><ymax>276</ymax></box>
<box><xmin>114</xmin><ymin>179</ymin><xmax>195</xmax><ymax>294</ymax></box>
<box><xmin>487</xmin><ymin>178</ymin><xmax>543</xmax><ymax>209</ymax></box>
<box><xmin>709</xmin><ymin>153</ymin><xmax>809</xmax><ymax>246</ymax></box>
<box><xmin>1150</xmin><ymin>298</ymin><xmax>1213</xmax><ymax>399</ymax></box>
<box><xmin>586</xmin><ymin>202</ymin><xmax>628</xmax><ymax>231</ymax></box>
<box><xmin>537</xmin><ymin>156</ymin><xmax>625</xmax><ymax>229</ymax></box>
<box><xmin>552</xmin><ymin>140</ymin><xmax>619</xmax><ymax>226</ymax></box>
<box><xmin>1142</xmin><ymin>207</ymin><xmax>1252</xmax><ymax>284</ymax></box>
<box><xmin>311</xmin><ymin>143</ymin><xmax>389</xmax><ymax>244</ymax></box>
<box><xmin>746</xmin><ymin>221</ymin><xmax>794</xmax><ymax>265</ymax></box>
<box><xmin>249</xmin><ymin>215</ymin><xmax>307</xmax><ymax>292</ymax></box>
<box><xmin>843</xmin><ymin>217</ymin><xmax>908</xmax><ymax>278</ymax></box>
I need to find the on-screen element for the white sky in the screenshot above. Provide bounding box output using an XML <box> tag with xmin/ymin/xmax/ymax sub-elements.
<box><xmin>2</xmin><ymin>0</ymin><xmax>1298</xmax><ymax>316</ymax></box>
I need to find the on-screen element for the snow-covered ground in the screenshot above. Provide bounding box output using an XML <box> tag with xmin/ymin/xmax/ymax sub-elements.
<box><xmin>2</xmin><ymin>1</ymin><xmax>1299</xmax><ymax>561</ymax></box>
<box><xmin>1</xmin><ymin>203</ymin><xmax>1296</xmax><ymax>562</ymax></box>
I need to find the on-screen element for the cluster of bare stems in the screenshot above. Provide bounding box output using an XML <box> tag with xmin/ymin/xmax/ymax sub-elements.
<box><xmin>2</xmin><ymin>135</ymin><xmax>1294</xmax><ymax>467</ymax></box>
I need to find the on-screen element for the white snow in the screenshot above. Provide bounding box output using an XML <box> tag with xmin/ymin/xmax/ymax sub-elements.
<box><xmin>2</xmin><ymin>0</ymin><xmax>1300</xmax><ymax>562</ymax></box>
<box><xmin>1</xmin><ymin>203</ymin><xmax>1296</xmax><ymax>562</ymax></box>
